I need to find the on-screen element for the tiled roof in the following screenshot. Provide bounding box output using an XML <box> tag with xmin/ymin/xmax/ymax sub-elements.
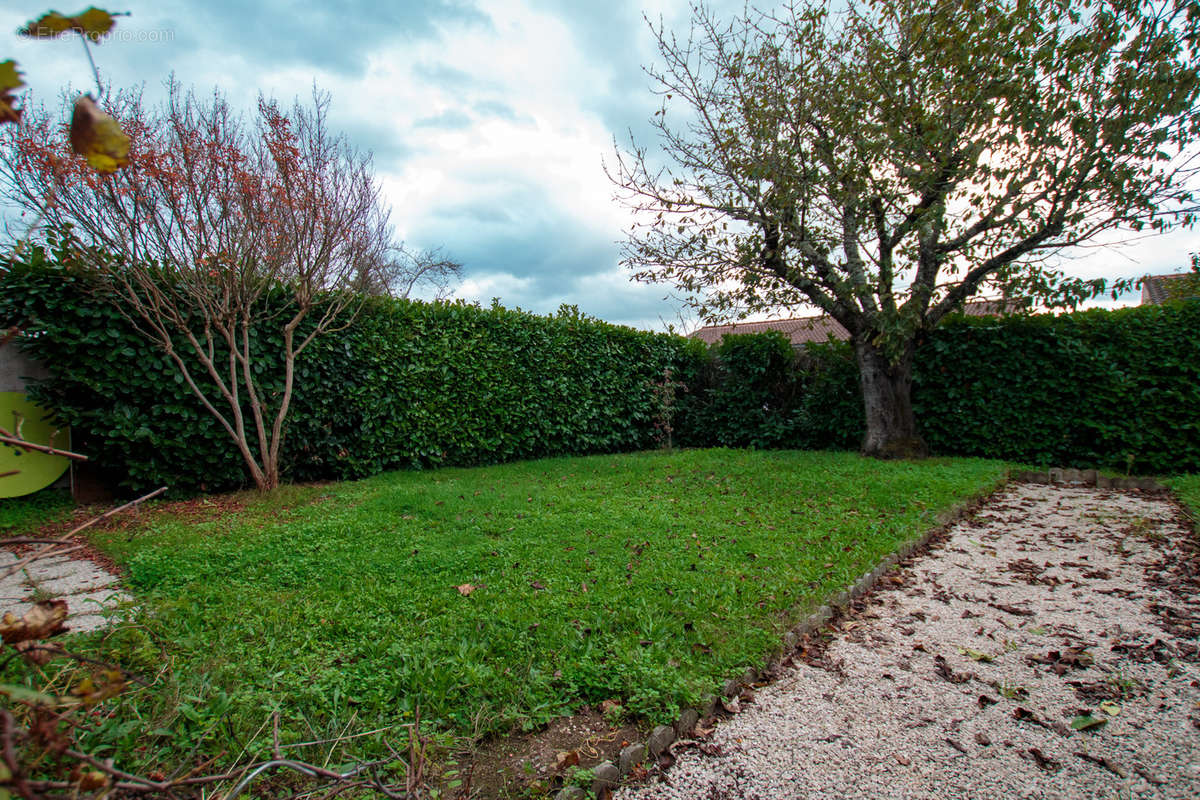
<box><xmin>692</xmin><ymin>315</ymin><xmax>848</xmax><ymax>345</ymax></box>
<box><xmin>692</xmin><ymin>299</ymin><xmax>1022</xmax><ymax>347</ymax></box>
<box><xmin>1141</xmin><ymin>273</ymin><xmax>1198</xmax><ymax>305</ymax></box>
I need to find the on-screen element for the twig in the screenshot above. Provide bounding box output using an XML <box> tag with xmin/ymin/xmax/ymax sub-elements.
<box><xmin>0</xmin><ymin>486</ymin><xmax>167</xmax><ymax>581</ymax></box>
<box><xmin>279</xmin><ymin>723</ymin><xmax>403</xmax><ymax>751</ymax></box>
<box><xmin>0</xmin><ymin>433</ymin><xmax>88</xmax><ymax>461</ymax></box>
<box><xmin>76</xmin><ymin>31</ymin><xmax>103</xmax><ymax>97</ymax></box>
<box><xmin>1075</xmin><ymin>751</ymin><xmax>1126</xmax><ymax>777</ymax></box>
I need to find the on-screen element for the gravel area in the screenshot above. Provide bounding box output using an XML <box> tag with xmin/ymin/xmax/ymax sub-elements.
<box><xmin>617</xmin><ymin>483</ymin><xmax>1200</xmax><ymax>800</ymax></box>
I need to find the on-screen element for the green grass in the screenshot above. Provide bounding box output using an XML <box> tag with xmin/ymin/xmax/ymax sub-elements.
<box><xmin>61</xmin><ymin>449</ymin><xmax>1006</xmax><ymax>770</ymax></box>
<box><xmin>1168</xmin><ymin>474</ymin><xmax>1200</xmax><ymax>528</ymax></box>
<box><xmin>0</xmin><ymin>488</ymin><xmax>73</xmax><ymax>535</ymax></box>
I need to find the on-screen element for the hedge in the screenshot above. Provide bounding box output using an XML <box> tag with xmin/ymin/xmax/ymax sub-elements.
<box><xmin>679</xmin><ymin>302</ymin><xmax>1200</xmax><ymax>474</ymax></box>
<box><xmin>0</xmin><ymin>260</ymin><xmax>700</xmax><ymax>493</ymax></box>
<box><xmin>4</xmin><ymin>255</ymin><xmax>1198</xmax><ymax>490</ymax></box>
<box><xmin>913</xmin><ymin>303</ymin><xmax>1200</xmax><ymax>474</ymax></box>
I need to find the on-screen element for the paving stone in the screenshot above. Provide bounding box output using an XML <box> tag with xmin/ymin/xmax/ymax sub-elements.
<box><xmin>36</xmin><ymin>568</ymin><xmax>117</xmax><ymax>597</ymax></box>
<box><xmin>619</xmin><ymin>742</ymin><xmax>646</xmax><ymax>774</ymax></box>
<box><xmin>63</xmin><ymin>588</ymin><xmax>130</xmax><ymax>615</ymax></box>
<box><xmin>0</xmin><ymin>601</ymin><xmax>34</xmax><ymax>619</ymax></box>
<box><xmin>647</xmin><ymin>724</ymin><xmax>675</xmax><ymax>758</ymax></box>
<box><xmin>24</xmin><ymin>556</ymin><xmax>88</xmax><ymax>583</ymax></box>
<box><xmin>68</xmin><ymin>613</ymin><xmax>108</xmax><ymax>633</ymax></box>
<box><xmin>591</xmin><ymin>761</ymin><xmax>619</xmax><ymax>794</ymax></box>
<box><xmin>676</xmin><ymin>708</ymin><xmax>699</xmax><ymax>738</ymax></box>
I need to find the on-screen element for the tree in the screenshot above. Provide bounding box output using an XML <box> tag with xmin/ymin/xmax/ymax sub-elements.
<box><xmin>353</xmin><ymin>243</ymin><xmax>463</xmax><ymax>299</ymax></box>
<box><xmin>1</xmin><ymin>81</ymin><xmax>396</xmax><ymax>490</ymax></box>
<box><xmin>612</xmin><ymin>0</ymin><xmax>1200</xmax><ymax>457</ymax></box>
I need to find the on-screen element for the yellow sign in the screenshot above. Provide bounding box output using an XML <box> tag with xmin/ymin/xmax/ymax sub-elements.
<box><xmin>0</xmin><ymin>392</ymin><xmax>70</xmax><ymax>498</ymax></box>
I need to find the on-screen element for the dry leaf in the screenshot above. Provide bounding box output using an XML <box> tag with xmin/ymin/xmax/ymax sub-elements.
<box><xmin>0</xmin><ymin>600</ymin><xmax>68</xmax><ymax>645</ymax></box>
<box><xmin>70</xmin><ymin>668</ymin><xmax>127</xmax><ymax>706</ymax></box>
<box><xmin>0</xmin><ymin>60</ymin><xmax>24</xmax><ymax>125</ymax></box>
<box><xmin>69</xmin><ymin>95</ymin><xmax>130</xmax><ymax>173</ymax></box>
<box><xmin>554</xmin><ymin>749</ymin><xmax>579</xmax><ymax>771</ymax></box>
<box><xmin>455</xmin><ymin>583</ymin><xmax>476</xmax><ymax>596</ymax></box>
<box><xmin>20</xmin><ymin>7</ymin><xmax>116</xmax><ymax>40</ymax></box>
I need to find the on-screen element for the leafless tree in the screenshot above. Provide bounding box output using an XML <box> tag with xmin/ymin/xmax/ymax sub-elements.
<box><xmin>1</xmin><ymin>80</ymin><xmax>396</xmax><ymax>490</ymax></box>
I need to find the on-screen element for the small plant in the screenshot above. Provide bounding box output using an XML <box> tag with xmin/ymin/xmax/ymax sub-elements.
<box><xmin>1104</xmin><ymin>668</ymin><xmax>1142</xmax><ymax>699</ymax></box>
<box><xmin>602</xmin><ymin>701</ymin><xmax>626</xmax><ymax>728</ymax></box>
<box><xmin>646</xmin><ymin>368</ymin><xmax>686</xmax><ymax>449</ymax></box>
<box><xmin>995</xmin><ymin>680</ymin><xmax>1029</xmax><ymax>701</ymax></box>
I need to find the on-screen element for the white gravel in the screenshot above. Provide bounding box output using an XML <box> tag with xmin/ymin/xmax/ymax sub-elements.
<box><xmin>617</xmin><ymin>483</ymin><xmax>1200</xmax><ymax>800</ymax></box>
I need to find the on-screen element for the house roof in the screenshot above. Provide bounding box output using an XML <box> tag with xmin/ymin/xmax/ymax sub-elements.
<box><xmin>692</xmin><ymin>299</ymin><xmax>1021</xmax><ymax>347</ymax></box>
<box><xmin>1141</xmin><ymin>273</ymin><xmax>1199</xmax><ymax>305</ymax></box>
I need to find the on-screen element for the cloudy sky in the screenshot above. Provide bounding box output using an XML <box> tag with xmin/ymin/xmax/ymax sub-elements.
<box><xmin>2</xmin><ymin>0</ymin><xmax>1197</xmax><ymax>329</ymax></box>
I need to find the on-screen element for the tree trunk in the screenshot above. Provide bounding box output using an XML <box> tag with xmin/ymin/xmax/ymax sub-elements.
<box><xmin>855</xmin><ymin>338</ymin><xmax>928</xmax><ymax>459</ymax></box>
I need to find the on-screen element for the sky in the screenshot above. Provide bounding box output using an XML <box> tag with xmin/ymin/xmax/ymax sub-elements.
<box><xmin>2</xmin><ymin>0</ymin><xmax>1197</xmax><ymax>330</ymax></box>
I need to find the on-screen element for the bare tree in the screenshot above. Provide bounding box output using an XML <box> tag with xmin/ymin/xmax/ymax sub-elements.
<box><xmin>1</xmin><ymin>80</ymin><xmax>396</xmax><ymax>489</ymax></box>
<box><xmin>612</xmin><ymin>0</ymin><xmax>1200</xmax><ymax>457</ymax></box>
<box><xmin>355</xmin><ymin>243</ymin><xmax>463</xmax><ymax>299</ymax></box>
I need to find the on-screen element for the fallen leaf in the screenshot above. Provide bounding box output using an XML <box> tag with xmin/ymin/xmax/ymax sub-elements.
<box><xmin>455</xmin><ymin>583</ymin><xmax>476</xmax><ymax>596</ymax></box>
<box><xmin>69</xmin><ymin>95</ymin><xmax>130</xmax><ymax>173</ymax></box>
<box><xmin>554</xmin><ymin>750</ymin><xmax>579</xmax><ymax>771</ymax></box>
<box><xmin>945</xmin><ymin>737</ymin><xmax>968</xmax><ymax>754</ymax></box>
<box><xmin>1027</xmin><ymin>747</ymin><xmax>1060</xmax><ymax>771</ymax></box>
<box><xmin>1075</xmin><ymin>751</ymin><xmax>1125</xmax><ymax>777</ymax></box>
<box><xmin>957</xmin><ymin>647</ymin><xmax>993</xmax><ymax>663</ymax></box>
<box><xmin>989</xmin><ymin>602</ymin><xmax>1034</xmax><ymax>617</ymax></box>
<box><xmin>933</xmin><ymin>654</ymin><xmax>973</xmax><ymax>683</ymax></box>
<box><xmin>1099</xmin><ymin>700</ymin><xmax>1121</xmax><ymax>717</ymax></box>
<box><xmin>1070</xmin><ymin>714</ymin><xmax>1107</xmax><ymax>731</ymax></box>
<box><xmin>529</xmin><ymin>580</ymin><xmax>547</xmax><ymax>590</ymax></box>
<box><xmin>70</xmin><ymin>668</ymin><xmax>126</xmax><ymax>706</ymax></box>
<box><xmin>0</xmin><ymin>600</ymin><xmax>68</xmax><ymax>645</ymax></box>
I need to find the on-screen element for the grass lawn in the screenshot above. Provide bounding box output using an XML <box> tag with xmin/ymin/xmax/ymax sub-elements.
<box><xmin>18</xmin><ymin>449</ymin><xmax>1009</xmax><ymax>772</ymax></box>
<box><xmin>0</xmin><ymin>487</ymin><xmax>73</xmax><ymax>534</ymax></box>
<box><xmin>1168</xmin><ymin>474</ymin><xmax>1200</xmax><ymax>528</ymax></box>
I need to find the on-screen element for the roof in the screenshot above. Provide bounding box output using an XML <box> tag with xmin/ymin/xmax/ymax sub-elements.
<box><xmin>1141</xmin><ymin>273</ymin><xmax>1199</xmax><ymax>305</ymax></box>
<box><xmin>692</xmin><ymin>299</ymin><xmax>1023</xmax><ymax>347</ymax></box>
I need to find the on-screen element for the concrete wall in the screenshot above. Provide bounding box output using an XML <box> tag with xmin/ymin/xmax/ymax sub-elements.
<box><xmin>0</xmin><ymin>344</ymin><xmax>50</xmax><ymax>393</ymax></box>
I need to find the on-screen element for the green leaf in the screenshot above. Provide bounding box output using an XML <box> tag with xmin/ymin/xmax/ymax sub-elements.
<box><xmin>0</xmin><ymin>682</ymin><xmax>58</xmax><ymax>706</ymax></box>
<box><xmin>1070</xmin><ymin>714</ymin><xmax>1107</xmax><ymax>731</ymax></box>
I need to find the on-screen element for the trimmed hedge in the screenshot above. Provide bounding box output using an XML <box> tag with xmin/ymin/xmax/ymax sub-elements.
<box><xmin>0</xmin><ymin>261</ymin><xmax>700</xmax><ymax>493</ymax></box>
<box><xmin>678</xmin><ymin>302</ymin><xmax>1200</xmax><ymax>474</ymax></box>
<box><xmin>4</xmin><ymin>255</ymin><xmax>1198</xmax><ymax>489</ymax></box>
<box><xmin>914</xmin><ymin>303</ymin><xmax>1200</xmax><ymax>474</ymax></box>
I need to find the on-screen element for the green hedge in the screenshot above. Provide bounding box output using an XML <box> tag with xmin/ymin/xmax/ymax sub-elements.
<box><xmin>680</xmin><ymin>302</ymin><xmax>1200</xmax><ymax>474</ymax></box>
<box><xmin>4</xmin><ymin>255</ymin><xmax>1198</xmax><ymax>489</ymax></box>
<box><xmin>674</xmin><ymin>332</ymin><xmax>861</xmax><ymax>451</ymax></box>
<box><xmin>0</xmin><ymin>260</ymin><xmax>699</xmax><ymax>493</ymax></box>
<box><xmin>914</xmin><ymin>303</ymin><xmax>1200</xmax><ymax>474</ymax></box>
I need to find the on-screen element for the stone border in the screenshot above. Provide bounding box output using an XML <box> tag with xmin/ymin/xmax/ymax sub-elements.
<box><xmin>1013</xmin><ymin>468</ymin><xmax>1167</xmax><ymax>492</ymax></box>
<box><xmin>551</xmin><ymin>469</ymin><xmax>1169</xmax><ymax>799</ymax></box>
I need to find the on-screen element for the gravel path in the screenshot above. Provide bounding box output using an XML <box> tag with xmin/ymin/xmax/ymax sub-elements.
<box><xmin>0</xmin><ymin>549</ymin><xmax>130</xmax><ymax>632</ymax></box>
<box><xmin>617</xmin><ymin>483</ymin><xmax>1200</xmax><ymax>800</ymax></box>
